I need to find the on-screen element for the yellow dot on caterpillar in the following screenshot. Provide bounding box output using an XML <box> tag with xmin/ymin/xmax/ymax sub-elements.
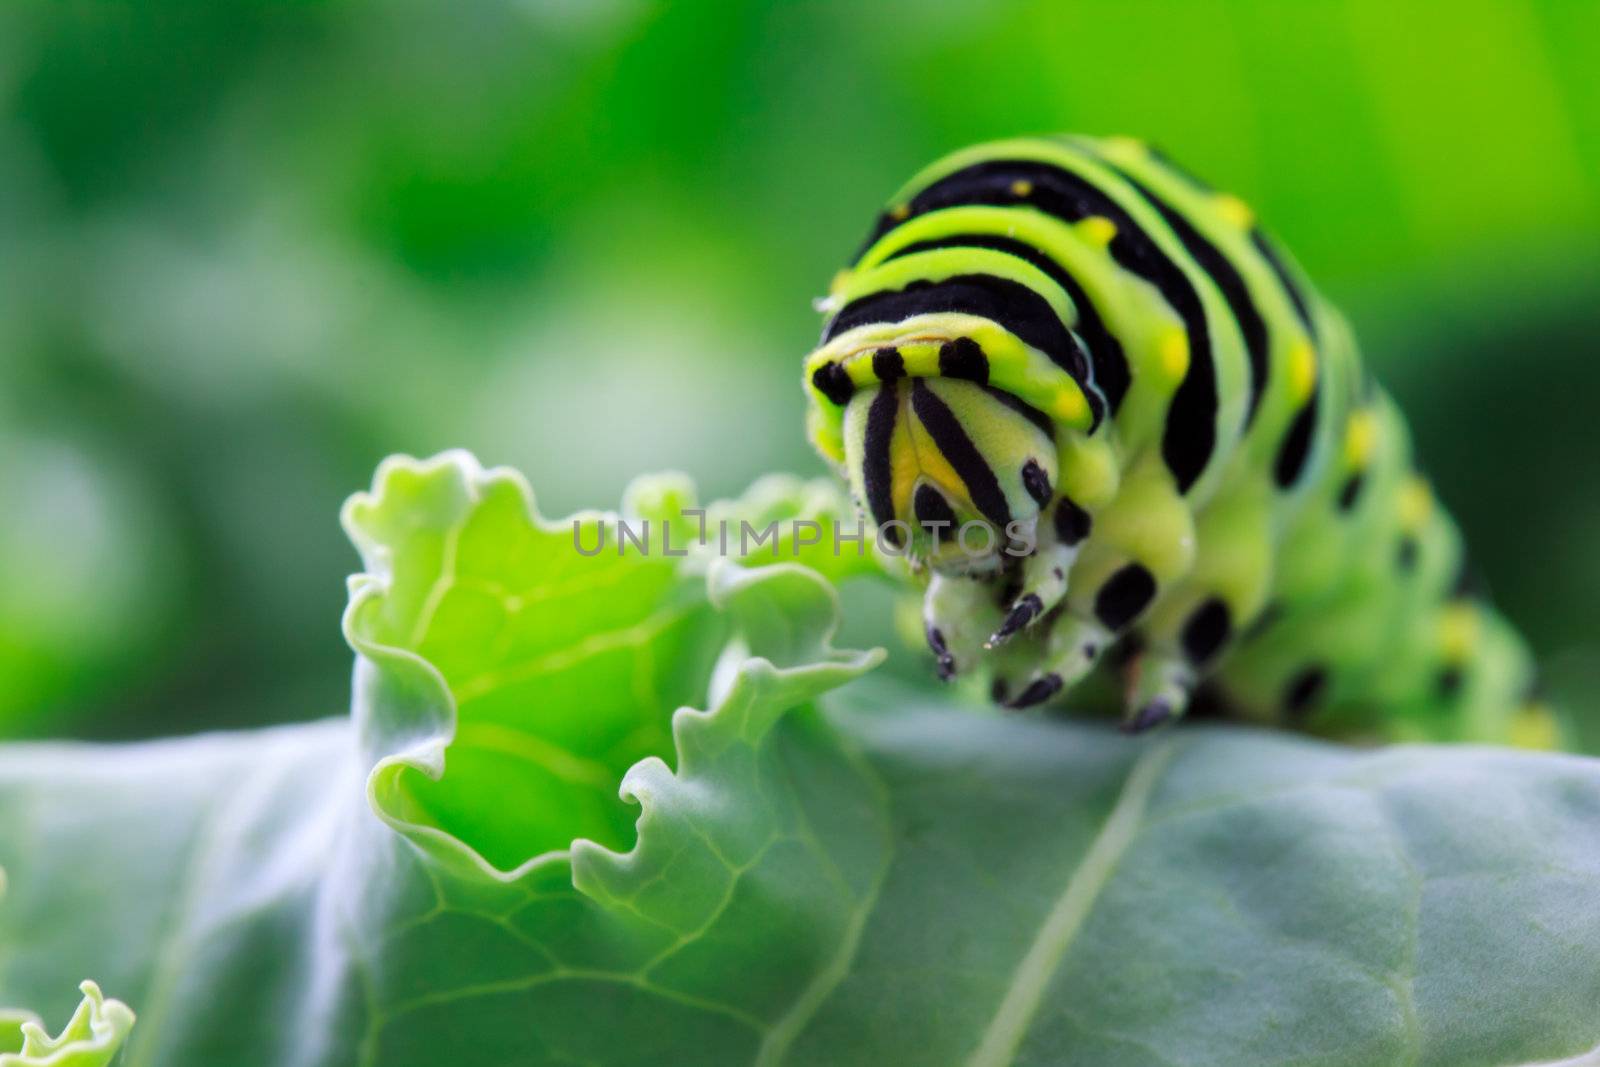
<box><xmin>1010</xmin><ymin>179</ymin><xmax>1034</xmax><ymax>198</ymax></box>
<box><xmin>1214</xmin><ymin>194</ymin><xmax>1254</xmax><ymax>229</ymax></box>
<box><xmin>1051</xmin><ymin>389</ymin><xmax>1088</xmax><ymax>423</ymax></box>
<box><xmin>1159</xmin><ymin>330</ymin><xmax>1190</xmax><ymax>379</ymax></box>
<box><xmin>1287</xmin><ymin>339</ymin><xmax>1317</xmax><ymax>403</ymax></box>
<box><xmin>1102</xmin><ymin>135</ymin><xmax>1145</xmax><ymax>159</ymax></box>
<box><xmin>1438</xmin><ymin>602</ymin><xmax>1480</xmax><ymax>661</ymax></box>
<box><xmin>1078</xmin><ymin>216</ymin><xmax>1117</xmax><ymax>248</ymax></box>
<box><xmin>1398</xmin><ymin>476</ymin><xmax>1433</xmax><ymax>530</ymax></box>
<box><xmin>889</xmin><ymin>202</ymin><xmax>911</xmax><ymax>221</ymax></box>
<box><xmin>1343</xmin><ymin>409</ymin><xmax>1378</xmax><ymax>467</ymax></box>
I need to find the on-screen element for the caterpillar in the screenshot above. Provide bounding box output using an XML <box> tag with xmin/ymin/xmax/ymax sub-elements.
<box><xmin>804</xmin><ymin>135</ymin><xmax>1552</xmax><ymax>742</ymax></box>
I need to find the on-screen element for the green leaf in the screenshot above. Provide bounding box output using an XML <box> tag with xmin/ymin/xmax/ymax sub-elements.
<box><xmin>1</xmin><ymin>453</ymin><xmax>1598</xmax><ymax>1066</ymax></box>
<box><xmin>0</xmin><ymin>981</ymin><xmax>133</xmax><ymax>1067</ymax></box>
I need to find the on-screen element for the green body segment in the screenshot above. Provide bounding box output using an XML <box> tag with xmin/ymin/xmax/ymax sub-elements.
<box><xmin>804</xmin><ymin>135</ymin><xmax>1548</xmax><ymax>744</ymax></box>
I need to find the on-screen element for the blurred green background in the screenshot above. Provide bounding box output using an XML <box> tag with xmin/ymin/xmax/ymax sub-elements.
<box><xmin>2</xmin><ymin>0</ymin><xmax>1597</xmax><ymax>741</ymax></box>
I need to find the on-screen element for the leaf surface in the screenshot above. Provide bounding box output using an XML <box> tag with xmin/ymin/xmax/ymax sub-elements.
<box><xmin>0</xmin><ymin>454</ymin><xmax>1597</xmax><ymax>1066</ymax></box>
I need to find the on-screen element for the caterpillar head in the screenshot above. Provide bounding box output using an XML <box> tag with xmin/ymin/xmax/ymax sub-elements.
<box><xmin>841</xmin><ymin>376</ymin><xmax>1057</xmax><ymax>575</ymax></box>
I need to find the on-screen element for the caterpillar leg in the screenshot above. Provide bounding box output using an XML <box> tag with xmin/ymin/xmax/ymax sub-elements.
<box><xmin>1121</xmin><ymin>650</ymin><xmax>1196</xmax><ymax>733</ymax></box>
<box><xmin>991</xmin><ymin>609</ymin><xmax>1112</xmax><ymax>709</ymax></box>
<box><xmin>1123</xmin><ymin>482</ymin><xmax>1276</xmax><ymax>731</ymax></box>
<box><xmin>922</xmin><ymin>572</ymin><xmax>1002</xmax><ymax>680</ymax></box>
<box><xmin>987</xmin><ymin>538</ymin><xmax>1078</xmax><ymax>647</ymax></box>
<box><xmin>993</xmin><ymin>544</ymin><xmax>1180</xmax><ymax>713</ymax></box>
<box><xmin>1059</xmin><ymin>454</ymin><xmax>1198</xmax><ymax>635</ymax></box>
<box><xmin>993</xmin><ymin>454</ymin><xmax>1204</xmax><ymax>713</ymax></box>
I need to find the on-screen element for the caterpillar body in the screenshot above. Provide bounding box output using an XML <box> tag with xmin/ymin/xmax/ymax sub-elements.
<box><xmin>804</xmin><ymin>135</ymin><xmax>1549</xmax><ymax>742</ymax></box>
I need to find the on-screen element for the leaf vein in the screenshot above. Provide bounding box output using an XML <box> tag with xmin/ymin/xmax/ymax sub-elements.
<box><xmin>965</xmin><ymin>739</ymin><xmax>1179</xmax><ymax>1067</ymax></box>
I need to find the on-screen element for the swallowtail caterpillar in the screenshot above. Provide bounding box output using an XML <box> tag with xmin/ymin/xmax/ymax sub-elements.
<box><xmin>805</xmin><ymin>136</ymin><xmax>1552</xmax><ymax>742</ymax></box>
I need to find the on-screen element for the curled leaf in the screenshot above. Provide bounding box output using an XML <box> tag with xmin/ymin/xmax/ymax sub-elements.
<box><xmin>0</xmin><ymin>981</ymin><xmax>133</xmax><ymax>1067</ymax></box>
